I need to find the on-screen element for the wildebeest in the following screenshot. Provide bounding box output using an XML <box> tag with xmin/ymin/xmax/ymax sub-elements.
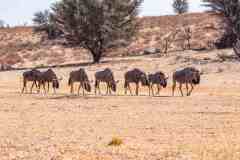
<box><xmin>148</xmin><ymin>71</ymin><xmax>168</xmax><ymax>96</ymax></box>
<box><xmin>95</xmin><ymin>68</ymin><xmax>118</xmax><ymax>95</ymax></box>
<box><xmin>68</xmin><ymin>68</ymin><xmax>91</xmax><ymax>95</ymax></box>
<box><xmin>38</xmin><ymin>69</ymin><xmax>61</xmax><ymax>94</ymax></box>
<box><xmin>172</xmin><ymin>67</ymin><xmax>201</xmax><ymax>97</ymax></box>
<box><xmin>124</xmin><ymin>68</ymin><xmax>149</xmax><ymax>96</ymax></box>
<box><xmin>21</xmin><ymin>69</ymin><xmax>42</xmax><ymax>93</ymax></box>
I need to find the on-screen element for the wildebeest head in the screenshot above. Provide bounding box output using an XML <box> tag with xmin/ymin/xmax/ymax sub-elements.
<box><xmin>192</xmin><ymin>71</ymin><xmax>201</xmax><ymax>85</ymax></box>
<box><xmin>140</xmin><ymin>73</ymin><xmax>149</xmax><ymax>86</ymax></box>
<box><xmin>159</xmin><ymin>73</ymin><xmax>168</xmax><ymax>88</ymax></box>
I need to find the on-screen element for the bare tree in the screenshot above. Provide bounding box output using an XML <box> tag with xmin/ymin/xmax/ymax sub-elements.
<box><xmin>172</xmin><ymin>0</ymin><xmax>189</xmax><ymax>14</ymax></box>
<box><xmin>51</xmin><ymin>0</ymin><xmax>143</xmax><ymax>63</ymax></box>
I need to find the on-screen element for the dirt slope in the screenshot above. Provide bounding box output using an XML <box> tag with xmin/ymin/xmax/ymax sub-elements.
<box><xmin>0</xmin><ymin>12</ymin><xmax>224</xmax><ymax>68</ymax></box>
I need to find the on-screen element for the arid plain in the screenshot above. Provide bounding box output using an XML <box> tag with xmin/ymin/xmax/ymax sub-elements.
<box><xmin>1</xmin><ymin>49</ymin><xmax>240</xmax><ymax>160</ymax></box>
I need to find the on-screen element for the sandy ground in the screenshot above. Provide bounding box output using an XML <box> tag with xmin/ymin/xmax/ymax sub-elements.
<box><xmin>1</xmin><ymin>50</ymin><xmax>240</xmax><ymax>160</ymax></box>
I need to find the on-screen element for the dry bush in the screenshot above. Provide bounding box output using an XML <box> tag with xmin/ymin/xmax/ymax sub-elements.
<box><xmin>30</xmin><ymin>51</ymin><xmax>46</xmax><ymax>61</ymax></box>
<box><xmin>3</xmin><ymin>53</ymin><xmax>23</xmax><ymax>65</ymax></box>
<box><xmin>108</xmin><ymin>137</ymin><xmax>123</xmax><ymax>146</ymax></box>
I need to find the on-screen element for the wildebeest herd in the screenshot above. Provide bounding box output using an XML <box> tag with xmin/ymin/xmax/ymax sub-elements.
<box><xmin>21</xmin><ymin>67</ymin><xmax>201</xmax><ymax>97</ymax></box>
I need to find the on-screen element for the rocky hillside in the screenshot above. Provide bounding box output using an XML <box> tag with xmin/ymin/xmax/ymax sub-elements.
<box><xmin>0</xmin><ymin>12</ymin><xmax>224</xmax><ymax>68</ymax></box>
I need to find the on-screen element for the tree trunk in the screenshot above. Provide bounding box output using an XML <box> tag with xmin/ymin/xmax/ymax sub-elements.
<box><xmin>92</xmin><ymin>51</ymin><xmax>102</xmax><ymax>64</ymax></box>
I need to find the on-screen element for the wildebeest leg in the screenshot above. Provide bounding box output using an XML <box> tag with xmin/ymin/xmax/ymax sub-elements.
<box><xmin>124</xmin><ymin>82</ymin><xmax>128</xmax><ymax>95</ymax></box>
<box><xmin>78</xmin><ymin>83</ymin><xmax>81</xmax><ymax>95</ymax></box>
<box><xmin>35</xmin><ymin>81</ymin><xmax>40</xmax><ymax>93</ymax></box>
<box><xmin>128</xmin><ymin>85</ymin><xmax>133</xmax><ymax>96</ymax></box>
<box><xmin>136</xmin><ymin>83</ymin><xmax>139</xmax><ymax>96</ymax></box>
<box><xmin>108</xmin><ymin>83</ymin><xmax>112</xmax><ymax>95</ymax></box>
<box><xmin>186</xmin><ymin>83</ymin><xmax>189</xmax><ymax>96</ymax></box>
<box><xmin>70</xmin><ymin>83</ymin><xmax>74</xmax><ymax>94</ymax></box>
<box><xmin>36</xmin><ymin>81</ymin><xmax>40</xmax><ymax>93</ymax></box>
<box><xmin>82</xmin><ymin>83</ymin><xmax>85</xmax><ymax>96</ymax></box>
<box><xmin>94</xmin><ymin>82</ymin><xmax>97</xmax><ymax>95</ymax></box>
<box><xmin>106</xmin><ymin>83</ymin><xmax>109</xmax><ymax>95</ymax></box>
<box><xmin>148</xmin><ymin>85</ymin><xmax>151</xmax><ymax>96</ymax></box>
<box><xmin>22</xmin><ymin>79</ymin><xmax>27</xmax><ymax>93</ymax></box>
<box><xmin>98</xmin><ymin>82</ymin><xmax>101</xmax><ymax>95</ymax></box>
<box><xmin>125</xmin><ymin>83</ymin><xmax>132</xmax><ymax>96</ymax></box>
<box><xmin>172</xmin><ymin>82</ymin><xmax>176</xmax><ymax>96</ymax></box>
<box><xmin>94</xmin><ymin>80</ymin><xmax>98</xmax><ymax>95</ymax></box>
<box><xmin>179</xmin><ymin>83</ymin><xmax>184</xmax><ymax>97</ymax></box>
<box><xmin>149</xmin><ymin>84</ymin><xmax>154</xmax><ymax>96</ymax></box>
<box><xmin>38</xmin><ymin>82</ymin><xmax>43</xmax><ymax>94</ymax></box>
<box><xmin>30</xmin><ymin>82</ymin><xmax>35</xmax><ymax>93</ymax></box>
<box><xmin>47</xmin><ymin>82</ymin><xmax>50</xmax><ymax>93</ymax></box>
<box><xmin>157</xmin><ymin>84</ymin><xmax>162</xmax><ymax>95</ymax></box>
<box><xmin>188</xmin><ymin>83</ymin><xmax>194</xmax><ymax>96</ymax></box>
<box><xmin>152</xmin><ymin>85</ymin><xmax>155</xmax><ymax>96</ymax></box>
<box><xmin>53</xmin><ymin>88</ymin><xmax>56</xmax><ymax>94</ymax></box>
<box><xmin>37</xmin><ymin>82</ymin><xmax>41</xmax><ymax>93</ymax></box>
<box><xmin>31</xmin><ymin>81</ymin><xmax>38</xmax><ymax>93</ymax></box>
<box><xmin>43</xmin><ymin>83</ymin><xmax>47</xmax><ymax>94</ymax></box>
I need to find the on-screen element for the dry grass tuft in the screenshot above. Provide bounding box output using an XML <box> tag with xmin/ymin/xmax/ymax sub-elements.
<box><xmin>108</xmin><ymin>137</ymin><xmax>123</xmax><ymax>146</ymax></box>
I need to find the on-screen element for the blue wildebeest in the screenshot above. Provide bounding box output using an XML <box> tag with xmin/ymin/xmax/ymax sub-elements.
<box><xmin>95</xmin><ymin>68</ymin><xmax>119</xmax><ymax>95</ymax></box>
<box><xmin>38</xmin><ymin>68</ymin><xmax>61</xmax><ymax>94</ymax></box>
<box><xmin>124</xmin><ymin>68</ymin><xmax>149</xmax><ymax>96</ymax></box>
<box><xmin>148</xmin><ymin>71</ymin><xmax>168</xmax><ymax>96</ymax></box>
<box><xmin>21</xmin><ymin>69</ymin><xmax>42</xmax><ymax>93</ymax></box>
<box><xmin>68</xmin><ymin>68</ymin><xmax>91</xmax><ymax>96</ymax></box>
<box><xmin>172</xmin><ymin>67</ymin><xmax>201</xmax><ymax>97</ymax></box>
